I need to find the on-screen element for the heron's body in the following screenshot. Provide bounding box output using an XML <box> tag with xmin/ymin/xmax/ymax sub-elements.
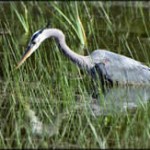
<box><xmin>16</xmin><ymin>26</ymin><xmax>150</xmax><ymax>86</ymax></box>
<box><xmin>89</xmin><ymin>50</ymin><xmax>150</xmax><ymax>85</ymax></box>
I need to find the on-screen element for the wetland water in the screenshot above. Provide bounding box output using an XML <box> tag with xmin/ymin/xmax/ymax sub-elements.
<box><xmin>90</xmin><ymin>86</ymin><xmax>150</xmax><ymax>116</ymax></box>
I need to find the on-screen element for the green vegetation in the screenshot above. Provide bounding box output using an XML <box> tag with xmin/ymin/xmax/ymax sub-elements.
<box><xmin>1</xmin><ymin>1</ymin><xmax>150</xmax><ymax>148</ymax></box>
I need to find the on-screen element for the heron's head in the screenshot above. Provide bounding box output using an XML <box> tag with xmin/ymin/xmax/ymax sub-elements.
<box><xmin>16</xmin><ymin>28</ymin><xmax>48</xmax><ymax>69</ymax></box>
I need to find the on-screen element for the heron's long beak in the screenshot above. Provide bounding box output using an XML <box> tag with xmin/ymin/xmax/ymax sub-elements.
<box><xmin>16</xmin><ymin>46</ymin><xmax>33</xmax><ymax>69</ymax></box>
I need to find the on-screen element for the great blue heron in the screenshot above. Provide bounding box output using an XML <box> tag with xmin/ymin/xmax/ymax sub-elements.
<box><xmin>16</xmin><ymin>25</ymin><xmax>150</xmax><ymax>86</ymax></box>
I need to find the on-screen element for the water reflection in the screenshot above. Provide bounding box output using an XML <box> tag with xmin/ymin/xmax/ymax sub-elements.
<box><xmin>89</xmin><ymin>85</ymin><xmax>150</xmax><ymax>116</ymax></box>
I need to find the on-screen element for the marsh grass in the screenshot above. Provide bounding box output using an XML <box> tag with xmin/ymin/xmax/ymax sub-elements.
<box><xmin>1</xmin><ymin>1</ymin><xmax>150</xmax><ymax>148</ymax></box>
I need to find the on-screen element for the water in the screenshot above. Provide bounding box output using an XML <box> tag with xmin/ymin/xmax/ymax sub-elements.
<box><xmin>89</xmin><ymin>85</ymin><xmax>150</xmax><ymax>116</ymax></box>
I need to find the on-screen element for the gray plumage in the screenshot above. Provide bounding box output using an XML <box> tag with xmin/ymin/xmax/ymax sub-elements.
<box><xmin>90</xmin><ymin>50</ymin><xmax>150</xmax><ymax>85</ymax></box>
<box><xmin>16</xmin><ymin>27</ymin><xmax>150</xmax><ymax>86</ymax></box>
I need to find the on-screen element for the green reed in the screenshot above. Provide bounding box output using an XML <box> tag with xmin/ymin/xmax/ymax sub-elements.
<box><xmin>1</xmin><ymin>1</ymin><xmax>150</xmax><ymax>148</ymax></box>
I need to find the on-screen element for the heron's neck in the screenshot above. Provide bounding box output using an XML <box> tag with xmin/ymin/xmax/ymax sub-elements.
<box><xmin>45</xmin><ymin>29</ymin><xmax>92</xmax><ymax>69</ymax></box>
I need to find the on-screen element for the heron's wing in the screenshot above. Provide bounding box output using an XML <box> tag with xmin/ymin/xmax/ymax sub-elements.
<box><xmin>91</xmin><ymin>50</ymin><xmax>150</xmax><ymax>85</ymax></box>
<box><xmin>107</xmin><ymin>58</ymin><xmax>150</xmax><ymax>84</ymax></box>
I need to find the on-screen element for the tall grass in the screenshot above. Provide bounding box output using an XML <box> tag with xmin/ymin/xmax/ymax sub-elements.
<box><xmin>1</xmin><ymin>1</ymin><xmax>150</xmax><ymax>148</ymax></box>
